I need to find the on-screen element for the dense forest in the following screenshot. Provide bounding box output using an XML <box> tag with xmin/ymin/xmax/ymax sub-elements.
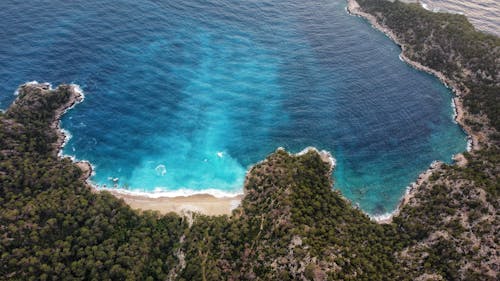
<box><xmin>357</xmin><ymin>0</ymin><xmax>500</xmax><ymax>138</ymax></box>
<box><xmin>1</xmin><ymin>1</ymin><xmax>498</xmax><ymax>280</ymax></box>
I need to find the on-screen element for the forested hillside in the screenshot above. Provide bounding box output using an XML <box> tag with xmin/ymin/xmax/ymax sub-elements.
<box><xmin>355</xmin><ymin>0</ymin><xmax>499</xmax><ymax>280</ymax></box>
<box><xmin>357</xmin><ymin>0</ymin><xmax>500</xmax><ymax>138</ymax></box>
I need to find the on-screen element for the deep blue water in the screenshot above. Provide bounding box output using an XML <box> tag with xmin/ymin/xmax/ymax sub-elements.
<box><xmin>0</xmin><ymin>0</ymin><xmax>467</xmax><ymax>214</ymax></box>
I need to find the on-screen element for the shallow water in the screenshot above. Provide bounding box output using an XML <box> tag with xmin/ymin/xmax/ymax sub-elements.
<box><xmin>0</xmin><ymin>0</ymin><xmax>467</xmax><ymax>214</ymax></box>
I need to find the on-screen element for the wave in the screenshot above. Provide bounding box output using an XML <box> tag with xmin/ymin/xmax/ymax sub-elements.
<box><xmin>70</xmin><ymin>83</ymin><xmax>86</xmax><ymax>101</ymax></box>
<box><xmin>15</xmin><ymin>81</ymin><xmax>52</xmax><ymax>96</ymax></box>
<box><xmin>88</xmin><ymin>146</ymin><xmax>336</xmax><ymax>200</ymax></box>
<box><xmin>418</xmin><ymin>0</ymin><xmax>499</xmax><ymax>36</ymax></box>
<box><xmin>466</xmin><ymin>136</ymin><xmax>473</xmax><ymax>152</ymax></box>
<box><xmin>294</xmin><ymin>146</ymin><xmax>336</xmax><ymax>169</ymax></box>
<box><xmin>370</xmin><ymin>212</ymin><xmax>393</xmax><ymax>222</ymax></box>
<box><xmin>450</xmin><ymin>98</ymin><xmax>473</xmax><ymax>152</ymax></box>
<box><xmin>96</xmin><ymin>186</ymin><xmax>244</xmax><ymax>199</ymax></box>
<box><xmin>57</xmin><ymin>129</ymin><xmax>73</xmax><ymax>157</ymax></box>
<box><xmin>56</xmin><ymin>83</ymin><xmax>85</xmax><ymax>157</ymax></box>
<box><xmin>451</xmin><ymin>99</ymin><xmax>458</xmax><ymax>124</ymax></box>
<box><xmin>420</xmin><ymin>3</ymin><xmax>431</xmax><ymax>12</ymax></box>
<box><xmin>155</xmin><ymin>164</ymin><xmax>167</xmax><ymax>176</ymax></box>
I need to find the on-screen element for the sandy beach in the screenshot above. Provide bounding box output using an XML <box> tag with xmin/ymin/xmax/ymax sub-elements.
<box><xmin>42</xmin><ymin>83</ymin><xmax>241</xmax><ymax>217</ymax></box>
<box><xmin>69</xmin><ymin>157</ymin><xmax>242</xmax><ymax>216</ymax></box>
<box><xmin>49</xmin><ymin>1</ymin><xmax>479</xmax><ymax>220</ymax></box>
<box><xmin>108</xmin><ymin>191</ymin><xmax>243</xmax><ymax>216</ymax></box>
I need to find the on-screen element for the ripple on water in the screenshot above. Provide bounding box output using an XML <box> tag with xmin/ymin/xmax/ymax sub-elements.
<box><xmin>0</xmin><ymin>0</ymin><xmax>468</xmax><ymax>215</ymax></box>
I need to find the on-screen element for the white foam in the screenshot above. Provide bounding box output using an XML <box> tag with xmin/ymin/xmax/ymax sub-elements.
<box><xmin>25</xmin><ymin>80</ymin><xmax>40</xmax><ymax>86</ymax></box>
<box><xmin>57</xmin><ymin>83</ymin><xmax>85</xmax><ymax>157</ymax></box>
<box><xmin>87</xmin><ymin>161</ymin><xmax>97</xmax><ymax>177</ymax></box>
<box><xmin>451</xmin><ymin>99</ymin><xmax>458</xmax><ymax>123</ymax></box>
<box><xmin>217</xmin><ymin>151</ymin><xmax>224</xmax><ymax>158</ymax></box>
<box><xmin>14</xmin><ymin>81</ymin><xmax>47</xmax><ymax>95</ymax></box>
<box><xmin>103</xmin><ymin>187</ymin><xmax>243</xmax><ymax>199</ymax></box>
<box><xmin>57</xmin><ymin>128</ymin><xmax>73</xmax><ymax>157</ymax></box>
<box><xmin>70</xmin><ymin>84</ymin><xmax>85</xmax><ymax>102</ymax></box>
<box><xmin>295</xmin><ymin>146</ymin><xmax>315</xmax><ymax>156</ymax></box>
<box><xmin>451</xmin><ymin>98</ymin><xmax>474</xmax><ymax>151</ymax></box>
<box><xmin>371</xmin><ymin>212</ymin><xmax>393</xmax><ymax>222</ymax></box>
<box><xmin>466</xmin><ymin>136</ymin><xmax>473</xmax><ymax>152</ymax></box>
<box><xmin>371</xmin><ymin>160</ymin><xmax>442</xmax><ymax>222</ymax></box>
<box><xmin>295</xmin><ymin>146</ymin><xmax>336</xmax><ymax>169</ymax></box>
<box><xmin>323</xmin><ymin>150</ymin><xmax>336</xmax><ymax>168</ymax></box>
<box><xmin>53</xmin><ymin>83</ymin><xmax>95</xmax><ymax>186</ymax></box>
<box><xmin>421</xmin><ymin>2</ymin><xmax>431</xmax><ymax>11</ymax></box>
<box><xmin>230</xmin><ymin>200</ymin><xmax>241</xmax><ymax>211</ymax></box>
<box><xmin>155</xmin><ymin>164</ymin><xmax>167</xmax><ymax>176</ymax></box>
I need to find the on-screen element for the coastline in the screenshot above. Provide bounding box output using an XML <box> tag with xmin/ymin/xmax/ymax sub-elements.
<box><xmin>48</xmin><ymin>85</ymin><xmax>336</xmax><ymax>219</ymax></box>
<box><xmin>46</xmin><ymin>83</ymin><xmax>242</xmax><ymax>216</ymax></box>
<box><xmin>48</xmin><ymin>1</ymin><xmax>477</xmax><ymax>220</ymax></box>
<box><xmin>74</xmin><ymin>147</ymin><xmax>333</xmax><ymax>216</ymax></box>
<box><xmin>346</xmin><ymin>0</ymin><xmax>479</xmax><ymax>150</ymax></box>
<box><xmin>51</xmin><ymin>83</ymin><xmax>84</xmax><ymax>158</ymax></box>
<box><xmin>373</xmin><ymin>161</ymin><xmax>442</xmax><ymax>223</ymax></box>
<box><xmin>346</xmin><ymin>0</ymin><xmax>479</xmax><ymax>223</ymax></box>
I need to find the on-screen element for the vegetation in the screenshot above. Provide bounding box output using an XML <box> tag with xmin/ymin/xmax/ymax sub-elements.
<box><xmin>355</xmin><ymin>1</ymin><xmax>499</xmax><ymax>280</ymax></box>
<box><xmin>0</xmin><ymin>85</ymin><xmax>186</xmax><ymax>280</ymax></box>
<box><xmin>357</xmin><ymin>0</ymin><xmax>500</xmax><ymax>138</ymax></box>
<box><xmin>0</xmin><ymin>1</ymin><xmax>498</xmax><ymax>280</ymax></box>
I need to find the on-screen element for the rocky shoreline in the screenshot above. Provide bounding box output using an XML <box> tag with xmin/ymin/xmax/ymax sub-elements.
<box><xmin>347</xmin><ymin>0</ymin><xmax>478</xmax><ymax>149</ymax></box>
<box><xmin>47</xmin><ymin>1</ymin><xmax>478</xmax><ymax>220</ymax></box>
<box><xmin>48</xmin><ymin>89</ymin><xmax>337</xmax><ymax>217</ymax></box>
<box><xmin>48</xmin><ymin>83</ymin><xmax>97</xmax><ymax>188</ymax></box>
<box><xmin>347</xmin><ymin>0</ymin><xmax>481</xmax><ymax>223</ymax></box>
<box><xmin>37</xmin><ymin>82</ymin><xmax>240</xmax><ymax>216</ymax></box>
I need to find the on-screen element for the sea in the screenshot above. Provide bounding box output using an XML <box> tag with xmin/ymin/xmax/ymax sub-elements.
<box><xmin>409</xmin><ymin>0</ymin><xmax>499</xmax><ymax>36</ymax></box>
<box><xmin>0</xmin><ymin>0</ymin><xmax>475</xmax><ymax>215</ymax></box>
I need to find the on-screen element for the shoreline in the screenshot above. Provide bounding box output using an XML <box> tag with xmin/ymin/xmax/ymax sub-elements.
<box><xmin>49</xmin><ymin>1</ymin><xmax>478</xmax><ymax>220</ymax></box>
<box><xmin>46</xmin><ymin>83</ymin><xmax>242</xmax><ymax>216</ymax></box>
<box><xmin>73</xmin><ymin>147</ymin><xmax>334</xmax><ymax>216</ymax></box>
<box><xmin>52</xmin><ymin>92</ymin><xmax>336</xmax><ymax>218</ymax></box>
<box><xmin>372</xmin><ymin>161</ymin><xmax>442</xmax><ymax>223</ymax></box>
<box><xmin>346</xmin><ymin>0</ymin><xmax>479</xmax><ymax>223</ymax></box>
<box><xmin>346</xmin><ymin>0</ymin><xmax>479</xmax><ymax>150</ymax></box>
<box><xmin>51</xmin><ymin>83</ymin><xmax>85</xmax><ymax>158</ymax></box>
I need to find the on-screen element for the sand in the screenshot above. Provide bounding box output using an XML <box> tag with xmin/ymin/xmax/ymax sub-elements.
<box><xmin>53</xmin><ymin>1</ymin><xmax>479</xmax><ymax>219</ymax></box>
<box><xmin>107</xmin><ymin>191</ymin><xmax>243</xmax><ymax>216</ymax></box>
<box><xmin>70</xmin><ymin>157</ymin><xmax>242</xmax><ymax>216</ymax></box>
<box><xmin>41</xmin><ymin>82</ymin><xmax>241</xmax><ymax>217</ymax></box>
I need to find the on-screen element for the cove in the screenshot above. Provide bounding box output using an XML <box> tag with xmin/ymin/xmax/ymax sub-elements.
<box><xmin>0</xmin><ymin>0</ymin><xmax>467</xmax><ymax>215</ymax></box>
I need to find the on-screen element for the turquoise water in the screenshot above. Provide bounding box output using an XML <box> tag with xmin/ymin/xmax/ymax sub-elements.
<box><xmin>0</xmin><ymin>0</ymin><xmax>467</xmax><ymax>214</ymax></box>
